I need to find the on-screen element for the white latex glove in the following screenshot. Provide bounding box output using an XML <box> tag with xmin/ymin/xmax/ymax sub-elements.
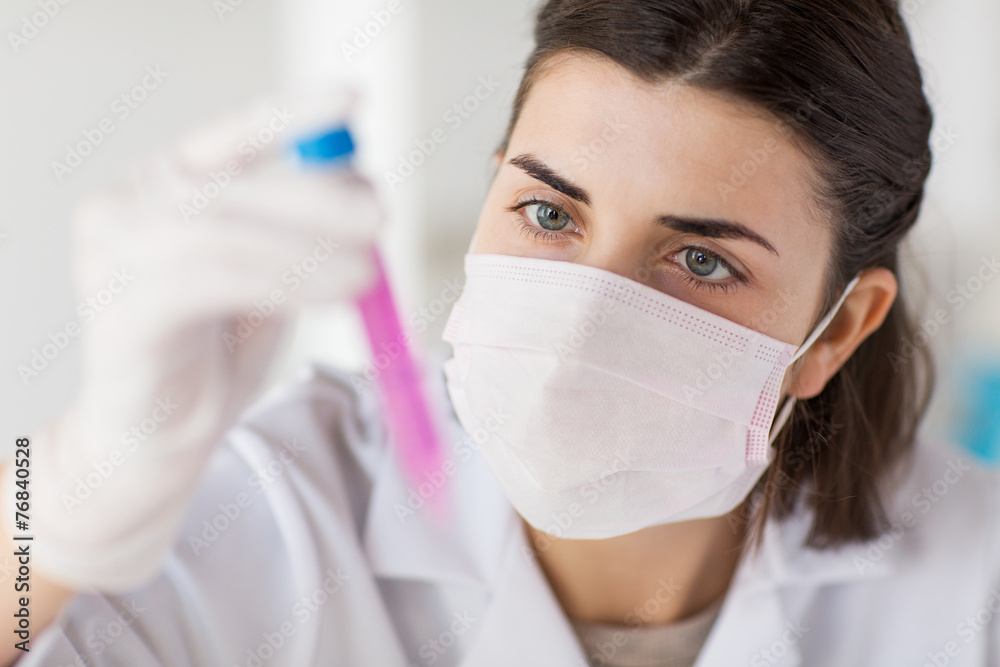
<box><xmin>1</xmin><ymin>85</ymin><xmax>385</xmax><ymax>592</ymax></box>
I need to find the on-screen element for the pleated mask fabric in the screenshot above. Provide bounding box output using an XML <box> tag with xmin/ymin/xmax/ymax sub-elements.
<box><xmin>441</xmin><ymin>253</ymin><xmax>859</xmax><ymax>539</ymax></box>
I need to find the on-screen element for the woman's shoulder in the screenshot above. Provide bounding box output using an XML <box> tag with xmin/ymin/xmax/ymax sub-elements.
<box><xmin>756</xmin><ymin>435</ymin><xmax>1000</xmax><ymax>662</ymax></box>
<box><xmin>824</xmin><ymin>433</ymin><xmax>999</xmax><ymax>578</ymax></box>
<box><xmin>763</xmin><ymin>430</ymin><xmax>1000</xmax><ymax>598</ymax></box>
<box><xmin>777</xmin><ymin>431</ymin><xmax>1000</xmax><ymax>572</ymax></box>
<box><xmin>881</xmin><ymin>433</ymin><xmax>1000</xmax><ymax>561</ymax></box>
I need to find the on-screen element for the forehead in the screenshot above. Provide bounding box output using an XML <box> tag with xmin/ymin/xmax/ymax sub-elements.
<box><xmin>507</xmin><ymin>52</ymin><xmax>830</xmax><ymax>260</ymax></box>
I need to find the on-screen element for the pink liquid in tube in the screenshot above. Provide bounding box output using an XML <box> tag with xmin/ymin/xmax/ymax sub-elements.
<box><xmin>295</xmin><ymin>126</ymin><xmax>449</xmax><ymax>524</ymax></box>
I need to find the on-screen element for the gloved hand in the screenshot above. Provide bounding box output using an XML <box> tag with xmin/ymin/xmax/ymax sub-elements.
<box><xmin>1</xmin><ymin>85</ymin><xmax>386</xmax><ymax>592</ymax></box>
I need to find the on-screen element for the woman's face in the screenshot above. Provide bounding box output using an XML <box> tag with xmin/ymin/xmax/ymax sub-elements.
<box><xmin>471</xmin><ymin>53</ymin><xmax>835</xmax><ymax>361</ymax></box>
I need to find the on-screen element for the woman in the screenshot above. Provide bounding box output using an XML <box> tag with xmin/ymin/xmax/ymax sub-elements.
<box><xmin>3</xmin><ymin>0</ymin><xmax>998</xmax><ymax>665</ymax></box>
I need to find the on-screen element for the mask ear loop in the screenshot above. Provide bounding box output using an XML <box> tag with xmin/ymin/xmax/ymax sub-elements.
<box><xmin>767</xmin><ymin>395</ymin><xmax>798</xmax><ymax>448</ymax></box>
<box><xmin>788</xmin><ymin>274</ymin><xmax>862</xmax><ymax>366</ymax></box>
<box><xmin>767</xmin><ymin>274</ymin><xmax>862</xmax><ymax>448</ymax></box>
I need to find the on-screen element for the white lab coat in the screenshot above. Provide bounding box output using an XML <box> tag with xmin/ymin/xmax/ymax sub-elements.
<box><xmin>15</xmin><ymin>352</ymin><xmax>1000</xmax><ymax>666</ymax></box>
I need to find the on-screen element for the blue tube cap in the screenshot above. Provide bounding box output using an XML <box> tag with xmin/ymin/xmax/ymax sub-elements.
<box><xmin>294</xmin><ymin>126</ymin><xmax>355</xmax><ymax>163</ymax></box>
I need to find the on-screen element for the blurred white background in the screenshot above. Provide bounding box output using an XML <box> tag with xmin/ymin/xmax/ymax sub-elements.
<box><xmin>1</xmin><ymin>0</ymin><xmax>997</xmax><ymax>459</ymax></box>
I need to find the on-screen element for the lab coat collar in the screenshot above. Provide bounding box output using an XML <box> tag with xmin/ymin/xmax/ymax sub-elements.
<box><xmin>458</xmin><ymin>516</ymin><xmax>592</xmax><ymax>666</ymax></box>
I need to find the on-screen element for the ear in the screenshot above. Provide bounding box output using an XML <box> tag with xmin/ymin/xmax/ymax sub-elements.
<box><xmin>786</xmin><ymin>267</ymin><xmax>898</xmax><ymax>400</ymax></box>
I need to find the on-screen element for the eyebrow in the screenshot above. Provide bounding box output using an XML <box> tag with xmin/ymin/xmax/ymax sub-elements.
<box><xmin>509</xmin><ymin>153</ymin><xmax>591</xmax><ymax>206</ymax></box>
<box><xmin>656</xmin><ymin>215</ymin><xmax>779</xmax><ymax>257</ymax></box>
<box><xmin>507</xmin><ymin>152</ymin><xmax>780</xmax><ymax>257</ymax></box>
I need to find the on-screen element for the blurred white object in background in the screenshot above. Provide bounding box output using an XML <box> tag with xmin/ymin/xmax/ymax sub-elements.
<box><xmin>273</xmin><ymin>0</ymin><xmax>425</xmax><ymax>383</ymax></box>
<box><xmin>899</xmin><ymin>0</ymin><xmax>1000</xmax><ymax>460</ymax></box>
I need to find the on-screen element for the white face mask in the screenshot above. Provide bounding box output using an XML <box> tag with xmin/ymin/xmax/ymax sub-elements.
<box><xmin>441</xmin><ymin>253</ymin><xmax>860</xmax><ymax>539</ymax></box>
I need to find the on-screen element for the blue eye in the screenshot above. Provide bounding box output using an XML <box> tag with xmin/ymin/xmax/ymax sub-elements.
<box><xmin>684</xmin><ymin>248</ymin><xmax>733</xmax><ymax>280</ymax></box>
<box><xmin>684</xmin><ymin>248</ymin><xmax>731</xmax><ymax>279</ymax></box>
<box><xmin>527</xmin><ymin>202</ymin><xmax>572</xmax><ymax>231</ymax></box>
<box><xmin>506</xmin><ymin>197</ymin><xmax>580</xmax><ymax>242</ymax></box>
<box><xmin>670</xmin><ymin>245</ymin><xmax>744</xmax><ymax>293</ymax></box>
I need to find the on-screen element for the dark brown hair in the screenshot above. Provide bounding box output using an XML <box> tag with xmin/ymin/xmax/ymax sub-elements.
<box><xmin>496</xmin><ymin>0</ymin><xmax>935</xmax><ymax>550</ymax></box>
